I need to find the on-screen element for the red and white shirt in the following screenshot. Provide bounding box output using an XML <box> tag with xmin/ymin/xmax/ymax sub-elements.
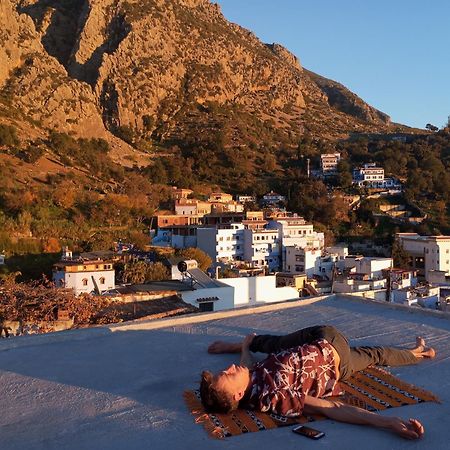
<box><xmin>244</xmin><ymin>339</ymin><xmax>342</xmax><ymax>417</ymax></box>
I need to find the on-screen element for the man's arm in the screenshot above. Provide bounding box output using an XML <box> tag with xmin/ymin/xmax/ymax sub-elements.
<box><xmin>303</xmin><ymin>396</ymin><xmax>424</xmax><ymax>440</ymax></box>
<box><xmin>240</xmin><ymin>333</ymin><xmax>256</xmax><ymax>368</ymax></box>
<box><xmin>208</xmin><ymin>340</ymin><xmax>242</xmax><ymax>354</ymax></box>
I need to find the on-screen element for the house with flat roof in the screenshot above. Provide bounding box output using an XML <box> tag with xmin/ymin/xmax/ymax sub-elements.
<box><xmin>320</xmin><ymin>152</ymin><xmax>341</xmax><ymax>177</ymax></box>
<box><xmin>396</xmin><ymin>233</ymin><xmax>450</xmax><ymax>280</ymax></box>
<box><xmin>53</xmin><ymin>258</ymin><xmax>115</xmax><ymax>295</ymax></box>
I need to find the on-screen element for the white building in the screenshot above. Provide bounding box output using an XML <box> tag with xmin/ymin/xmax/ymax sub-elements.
<box><xmin>243</xmin><ymin>228</ymin><xmax>280</xmax><ymax>271</ymax></box>
<box><xmin>53</xmin><ymin>259</ymin><xmax>115</xmax><ymax>296</ymax></box>
<box><xmin>396</xmin><ymin>233</ymin><xmax>450</xmax><ymax>280</ymax></box>
<box><xmin>352</xmin><ymin>163</ymin><xmax>384</xmax><ymax>186</ymax></box>
<box><xmin>208</xmin><ymin>192</ymin><xmax>233</xmax><ymax>203</ymax></box>
<box><xmin>392</xmin><ymin>285</ymin><xmax>440</xmax><ymax>309</ymax></box>
<box><xmin>181</xmin><ymin>275</ymin><xmax>299</xmax><ymax>311</ymax></box>
<box><xmin>174</xmin><ymin>200</ymin><xmax>197</xmax><ymax>216</ymax></box>
<box><xmin>428</xmin><ymin>270</ymin><xmax>450</xmax><ymax>286</ymax></box>
<box><xmin>344</xmin><ymin>256</ymin><xmax>392</xmax><ymax>278</ymax></box>
<box><xmin>333</xmin><ymin>276</ymin><xmax>387</xmax><ymax>295</ymax></box>
<box><xmin>284</xmin><ymin>246</ymin><xmax>320</xmax><ymax>277</ymax></box>
<box><xmin>267</xmin><ymin>217</ymin><xmax>324</xmax><ymax>267</ymax></box>
<box><xmin>197</xmin><ymin>224</ymin><xmax>281</xmax><ymax>271</ymax></box>
<box><xmin>383</xmin><ymin>268</ymin><xmax>417</xmax><ymax>291</ymax></box>
<box><xmin>197</xmin><ymin>224</ymin><xmax>245</xmax><ymax>264</ymax></box>
<box><xmin>352</xmin><ymin>163</ymin><xmax>401</xmax><ymax>189</ymax></box>
<box><xmin>236</xmin><ymin>194</ymin><xmax>256</xmax><ymax>203</ymax></box>
<box><xmin>321</xmin><ymin>153</ymin><xmax>341</xmax><ymax>177</ymax></box>
<box><xmin>152</xmin><ymin>226</ymin><xmax>197</xmax><ymax>248</ymax></box>
<box><xmin>261</xmin><ymin>191</ymin><xmax>286</xmax><ymax>206</ymax></box>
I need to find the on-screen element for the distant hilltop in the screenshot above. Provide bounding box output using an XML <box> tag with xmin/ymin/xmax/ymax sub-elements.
<box><xmin>1</xmin><ymin>0</ymin><xmax>408</xmax><ymax>154</ymax></box>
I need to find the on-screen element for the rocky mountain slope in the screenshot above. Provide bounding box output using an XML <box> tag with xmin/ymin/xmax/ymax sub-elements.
<box><xmin>1</xmin><ymin>0</ymin><xmax>408</xmax><ymax>160</ymax></box>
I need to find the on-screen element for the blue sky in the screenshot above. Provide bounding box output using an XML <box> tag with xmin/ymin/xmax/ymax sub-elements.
<box><xmin>216</xmin><ymin>0</ymin><xmax>450</xmax><ymax>129</ymax></box>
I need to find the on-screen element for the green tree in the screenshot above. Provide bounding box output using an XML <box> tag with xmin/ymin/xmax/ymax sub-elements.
<box><xmin>176</xmin><ymin>247</ymin><xmax>212</xmax><ymax>272</ymax></box>
<box><xmin>337</xmin><ymin>159</ymin><xmax>353</xmax><ymax>188</ymax></box>
<box><xmin>391</xmin><ymin>239</ymin><xmax>410</xmax><ymax>269</ymax></box>
<box><xmin>0</xmin><ymin>124</ymin><xmax>19</xmax><ymax>146</ymax></box>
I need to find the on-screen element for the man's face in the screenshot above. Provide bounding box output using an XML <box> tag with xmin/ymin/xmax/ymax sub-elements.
<box><xmin>213</xmin><ymin>364</ymin><xmax>250</xmax><ymax>400</ymax></box>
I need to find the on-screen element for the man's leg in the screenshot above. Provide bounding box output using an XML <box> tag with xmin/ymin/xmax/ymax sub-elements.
<box><xmin>348</xmin><ymin>337</ymin><xmax>435</xmax><ymax>375</ymax></box>
<box><xmin>349</xmin><ymin>346</ymin><xmax>419</xmax><ymax>373</ymax></box>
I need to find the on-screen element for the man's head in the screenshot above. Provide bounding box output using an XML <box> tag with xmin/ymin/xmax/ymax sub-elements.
<box><xmin>199</xmin><ymin>364</ymin><xmax>250</xmax><ymax>413</ymax></box>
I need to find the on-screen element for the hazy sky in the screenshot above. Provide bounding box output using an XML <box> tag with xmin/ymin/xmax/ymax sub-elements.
<box><xmin>216</xmin><ymin>0</ymin><xmax>450</xmax><ymax>129</ymax></box>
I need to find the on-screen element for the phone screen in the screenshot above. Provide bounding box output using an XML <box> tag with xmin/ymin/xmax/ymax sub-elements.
<box><xmin>292</xmin><ymin>425</ymin><xmax>325</xmax><ymax>439</ymax></box>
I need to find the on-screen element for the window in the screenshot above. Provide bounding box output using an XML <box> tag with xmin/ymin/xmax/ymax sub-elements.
<box><xmin>99</xmin><ymin>277</ymin><xmax>105</xmax><ymax>285</ymax></box>
<box><xmin>82</xmin><ymin>278</ymin><xmax>88</xmax><ymax>286</ymax></box>
<box><xmin>199</xmin><ymin>302</ymin><xmax>214</xmax><ymax>312</ymax></box>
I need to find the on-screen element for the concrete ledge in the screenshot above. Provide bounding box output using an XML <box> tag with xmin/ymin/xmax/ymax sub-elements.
<box><xmin>339</xmin><ymin>294</ymin><xmax>450</xmax><ymax>320</ymax></box>
<box><xmin>3</xmin><ymin>293</ymin><xmax>446</xmax><ymax>353</ymax></box>
<box><xmin>0</xmin><ymin>295</ymin><xmax>328</xmax><ymax>352</ymax></box>
<box><xmin>106</xmin><ymin>295</ymin><xmax>330</xmax><ymax>332</ymax></box>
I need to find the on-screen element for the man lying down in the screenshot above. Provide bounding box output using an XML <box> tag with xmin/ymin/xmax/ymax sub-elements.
<box><xmin>200</xmin><ymin>325</ymin><xmax>436</xmax><ymax>440</ymax></box>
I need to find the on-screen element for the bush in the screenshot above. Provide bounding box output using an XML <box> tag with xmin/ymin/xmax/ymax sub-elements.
<box><xmin>0</xmin><ymin>124</ymin><xmax>19</xmax><ymax>147</ymax></box>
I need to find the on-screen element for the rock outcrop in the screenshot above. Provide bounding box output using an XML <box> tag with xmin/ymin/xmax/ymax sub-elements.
<box><xmin>1</xmin><ymin>0</ymin><xmax>395</xmax><ymax>150</ymax></box>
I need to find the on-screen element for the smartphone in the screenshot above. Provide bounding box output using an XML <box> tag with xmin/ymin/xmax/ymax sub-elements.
<box><xmin>292</xmin><ymin>425</ymin><xmax>325</xmax><ymax>440</ymax></box>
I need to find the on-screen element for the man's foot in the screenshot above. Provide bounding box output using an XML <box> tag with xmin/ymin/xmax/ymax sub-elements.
<box><xmin>412</xmin><ymin>336</ymin><xmax>436</xmax><ymax>359</ymax></box>
<box><xmin>208</xmin><ymin>341</ymin><xmax>242</xmax><ymax>354</ymax></box>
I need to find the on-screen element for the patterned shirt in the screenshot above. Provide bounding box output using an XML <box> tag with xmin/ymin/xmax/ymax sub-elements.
<box><xmin>244</xmin><ymin>339</ymin><xmax>342</xmax><ymax>417</ymax></box>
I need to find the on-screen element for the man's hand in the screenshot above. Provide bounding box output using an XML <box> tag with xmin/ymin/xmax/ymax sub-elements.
<box><xmin>388</xmin><ymin>417</ymin><xmax>424</xmax><ymax>440</ymax></box>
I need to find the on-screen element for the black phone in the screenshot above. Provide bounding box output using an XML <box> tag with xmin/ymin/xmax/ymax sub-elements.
<box><xmin>292</xmin><ymin>424</ymin><xmax>325</xmax><ymax>440</ymax></box>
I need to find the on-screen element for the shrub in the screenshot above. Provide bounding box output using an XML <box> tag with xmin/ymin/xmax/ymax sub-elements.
<box><xmin>0</xmin><ymin>124</ymin><xmax>19</xmax><ymax>147</ymax></box>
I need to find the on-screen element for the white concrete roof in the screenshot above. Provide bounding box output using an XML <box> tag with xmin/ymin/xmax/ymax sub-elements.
<box><xmin>1</xmin><ymin>295</ymin><xmax>449</xmax><ymax>450</ymax></box>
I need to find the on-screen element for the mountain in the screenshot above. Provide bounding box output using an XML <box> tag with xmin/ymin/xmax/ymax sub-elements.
<box><xmin>1</xmin><ymin>0</ymin><xmax>411</xmax><ymax>163</ymax></box>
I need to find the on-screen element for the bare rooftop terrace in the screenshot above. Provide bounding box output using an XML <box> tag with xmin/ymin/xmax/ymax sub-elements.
<box><xmin>1</xmin><ymin>295</ymin><xmax>449</xmax><ymax>450</ymax></box>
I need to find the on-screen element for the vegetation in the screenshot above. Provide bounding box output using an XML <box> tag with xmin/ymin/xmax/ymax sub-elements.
<box><xmin>0</xmin><ymin>275</ymin><xmax>118</xmax><ymax>331</ymax></box>
<box><xmin>0</xmin><ymin>124</ymin><xmax>19</xmax><ymax>146</ymax></box>
<box><xmin>176</xmin><ymin>247</ymin><xmax>212</xmax><ymax>272</ymax></box>
<box><xmin>119</xmin><ymin>261</ymin><xmax>170</xmax><ymax>284</ymax></box>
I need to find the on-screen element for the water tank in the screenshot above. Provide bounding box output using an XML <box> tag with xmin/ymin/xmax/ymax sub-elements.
<box><xmin>177</xmin><ymin>259</ymin><xmax>198</xmax><ymax>273</ymax></box>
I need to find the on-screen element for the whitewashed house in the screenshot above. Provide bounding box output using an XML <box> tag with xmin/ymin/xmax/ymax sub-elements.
<box><xmin>53</xmin><ymin>258</ymin><xmax>115</xmax><ymax>296</ymax></box>
<box><xmin>284</xmin><ymin>246</ymin><xmax>320</xmax><ymax>277</ymax></box>
<box><xmin>321</xmin><ymin>153</ymin><xmax>341</xmax><ymax>177</ymax></box>
<box><xmin>261</xmin><ymin>191</ymin><xmax>286</xmax><ymax>206</ymax></box>
<box><xmin>243</xmin><ymin>228</ymin><xmax>280</xmax><ymax>271</ymax></box>
<box><xmin>396</xmin><ymin>233</ymin><xmax>450</xmax><ymax>280</ymax></box>
<box><xmin>197</xmin><ymin>224</ymin><xmax>245</xmax><ymax>264</ymax></box>
<box><xmin>267</xmin><ymin>216</ymin><xmax>324</xmax><ymax>268</ymax></box>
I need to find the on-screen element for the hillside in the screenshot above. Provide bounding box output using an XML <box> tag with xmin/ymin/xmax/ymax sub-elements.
<box><xmin>1</xmin><ymin>0</ymin><xmax>448</xmax><ymax>263</ymax></box>
<box><xmin>1</xmin><ymin>0</ymin><xmax>411</xmax><ymax>155</ymax></box>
